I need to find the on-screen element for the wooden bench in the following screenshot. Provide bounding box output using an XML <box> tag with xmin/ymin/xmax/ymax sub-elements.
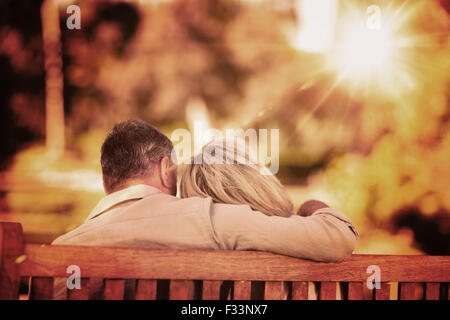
<box><xmin>1</xmin><ymin>222</ymin><xmax>449</xmax><ymax>300</ymax></box>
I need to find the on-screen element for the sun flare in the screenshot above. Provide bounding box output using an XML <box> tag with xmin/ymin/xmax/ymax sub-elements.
<box><xmin>336</xmin><ymin>22</ymin><xmax>395</xmax><ymax>78</ymax></box>
<box><xmin>324</xmin><ymin>1</ymin><xmax>431</xmax><ymax>96</ymax></box>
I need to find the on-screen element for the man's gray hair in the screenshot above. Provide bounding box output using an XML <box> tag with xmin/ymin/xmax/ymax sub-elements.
<box><xmin>101</xmin><ymin>119</ymin><xmax>174</xmax><ymax>193</ymax></box>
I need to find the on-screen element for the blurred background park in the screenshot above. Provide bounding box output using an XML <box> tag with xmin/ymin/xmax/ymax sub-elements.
<box><xmin>0</xmin><ymin>0</ymin><xmax>449</xmax><ymax>255</ymax></box>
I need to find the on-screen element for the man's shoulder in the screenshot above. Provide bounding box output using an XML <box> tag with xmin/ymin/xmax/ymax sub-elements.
<box><xmin>52</xmin><ymin>194</ymin><xmax>215</xmax><ymax>246</ymax></box>
<box><xmin>134</xmin><ymin>192</ymin><xmax>213</xmax><ymax>216</ymax></box>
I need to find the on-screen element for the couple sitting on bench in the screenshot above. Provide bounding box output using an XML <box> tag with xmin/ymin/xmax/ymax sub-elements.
<box><xmin>53</xmin><ymin>120</ymin><xmax>358</xmax><ymax>271</ymax></box>
<box><xmin>54</xmin><ymin>119</ymin><xmax>358</xmax><ymax>261</ymax></box>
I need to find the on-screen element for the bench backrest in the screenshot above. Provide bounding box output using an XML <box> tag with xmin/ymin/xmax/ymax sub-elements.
<box><xmin>1</xmin><ymin>222</ymin><xmax>449</xmax><ymax>300</ymax></box>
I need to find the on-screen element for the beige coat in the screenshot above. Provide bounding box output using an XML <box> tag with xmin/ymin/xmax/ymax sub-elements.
<box><xmin>53</xmin><ymin>184</ymin><xmax>358</xmax><ymax>262</ymax></box>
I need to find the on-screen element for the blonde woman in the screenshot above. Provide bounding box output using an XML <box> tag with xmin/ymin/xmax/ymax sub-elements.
<box><xmin>180</xmin><ymin>138</ymin><xmax>294</xmax><ymax>217</ymax></box>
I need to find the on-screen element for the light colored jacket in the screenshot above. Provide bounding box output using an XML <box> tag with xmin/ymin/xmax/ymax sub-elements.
<box><xmin>53</xmin><ymin>184</ymin><xmax>358</xmax><ymax>262</ymax></box>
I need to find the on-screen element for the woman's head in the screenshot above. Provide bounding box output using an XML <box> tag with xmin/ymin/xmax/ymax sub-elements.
<box><xmin>180</xmin><ymin>138</ymin><xmax>293</xmax><ymax>217</ymax></box>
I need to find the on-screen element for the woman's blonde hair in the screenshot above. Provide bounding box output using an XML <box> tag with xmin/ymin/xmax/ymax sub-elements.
<box><xmin>180</xmin><ymin>138</ymin><xmax>293</xmax><ymax>217</ymax></box>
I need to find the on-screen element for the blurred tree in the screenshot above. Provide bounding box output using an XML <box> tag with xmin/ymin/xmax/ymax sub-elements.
<box><xmin>0</xmin><ymin>0</ymin><xmax>45</xmax><ymax>169</ymax></box>
<box><xmin>41</xmin><ymin>0</ymin><xmax>65</xmax><ymax>157</ymax></box>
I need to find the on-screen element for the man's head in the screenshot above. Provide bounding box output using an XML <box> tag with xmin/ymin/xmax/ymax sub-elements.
<box><xmin>101</xmin><ymin>119</ymin><xmax>177</xmax><ymax>195</ymax></box>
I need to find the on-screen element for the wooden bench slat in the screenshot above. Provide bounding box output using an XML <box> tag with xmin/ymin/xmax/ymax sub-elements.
<box><xmin>375</xmin><ymin>282</ymin><xmax>391</xmax><ymax>300</ymax></box>
<box><xmin>233</xmin><ymin>280</ymin><xmax>251</xmax><ymax>300</ymax></box>
<box><xmin>0</xmin><ymin>222</ymin><xmax>24</xmax><ymax>300</ymax></box>
<box><xmin>425</xmin><ymin>283</ymin><xmax>440</xmax><ymax>300</ymax></box>
<box><xmin>291</xmin><ymin>281</ymin><xmax>308</xmax><ymax>300</ymax></box>
<box><xmin>29</xmin><ymin>277</ymin><xmax>53</xmax><ymax>300</ymax></box>
<box><xmin>320</xmin><ymin>281</ymin><xmax>337</xmax><ymax>300</ymax></box>
<box><xmin>104</xmin><ymin>279</ymin><xmax>125</xmax><ymax>300</ymax></box>
<box><xmin>18</xmin><ymin>244</ymin><xmax>450</xmax><ymax>282</ymax></box>
<box><xmin>400</xmin><ymin>282</ymin><xmax>424</xmax><ymax>300</ymax></box>
<box><xmin>264</xmin><ymin>281</ymin><xmax>289</xmax><ymax>300</ymax></box>
<box><xmin>135</xmin><ymin>279</ymin><xmax>157</xmax><ymax>300</ymax></box>
<box><xmin>348</xmin><ymin>282</ymin><xmax>364</xmax><ymax>300</ymax></box>
<box><xmin>169</xmin><ymin>280</ymin><xmax>195</xmax><ymax>300</ymax></box>
<box><xmin>88</xmin><ymin>278</ymin><xmax>105</xmax><ymax>299</ymax></box>
<box><xmin>67</xmin><ymin>278</ymin><xmax>90</xmax><ymax>300</ymax></box>
<box><xmin>363</xmin><ymin>283</ymin><xmax>374</xmax><ymax>300</ymax></box>
<box><xmin>202</xmin><ymin>280</ymin><xmax>221</xmax><ymax>300</ymax></box>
